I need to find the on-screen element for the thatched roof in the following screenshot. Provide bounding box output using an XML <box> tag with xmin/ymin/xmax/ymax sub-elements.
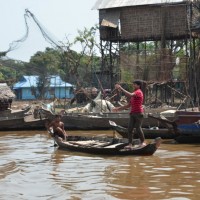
<box><xmin>0</xmin><ymin>83</ymin><xmax>15</xmax><ymax>100</ymax></box>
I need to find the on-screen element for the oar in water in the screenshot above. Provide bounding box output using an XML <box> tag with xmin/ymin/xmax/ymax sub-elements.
<box><xmin>109</xmin><ymin>120</ymin><xmax>128</xmax><ymax>138</ymax></box>
<box><xmin>47</xmin><ymin>128</ymin><xmax>58</xmax><ymax>147</ymax></box>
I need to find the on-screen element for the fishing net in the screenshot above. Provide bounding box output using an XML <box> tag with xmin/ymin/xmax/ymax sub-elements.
<box><xmin>0</xmin><ymin>9</ymin><xmax>62</xmax><ymax>58</ymax></box>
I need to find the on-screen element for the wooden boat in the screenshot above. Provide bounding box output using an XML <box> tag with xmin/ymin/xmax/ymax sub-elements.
<box><xmin>172</xmin><ymin>123</ymin><xmax>200</xmax><ymax>143</ymax></box>
<box><xmin>174</xmin><ymin>135</ymin><xmax>200</xmax><ymax>144</ymax></box>
<box><xmin>53</xmin><ymin>135</ymin><xmax>162</xmax><ymax>156</ymax></box>
<box><xmin>147</xmin><ymin>113</ymin><xmax>200</xmax><ymax>143</ymax></box>
<box><xmin>0</xmin><ymin>115</ymin><xmax>46</xmax><ymax>131</ymax></box>
<box><xmin>148</xmin><ymin>110</ymin><xmax>200</xmax><ymax>128</ymax></box>
<box><xmin>0</xmin><ymin>106</ymin><xmax>33</xmax><ymax>131</ymax></box>
<box><xmin>0</xmin><ymin>105</ymin><xmax>31</xmax><ymax>120</ymax></box>
<box><xmin>177</xmin><ymin>123</ymin><xmax>200</xmax><ymax>135</ymax></box>
<box><xmin>61</xmin><ymin>112</ymin><xmax>173</xmax><ymax>130</ymax></box>
<box><xmin>109</xmin><ymin>120</ymin><xmax>178</xmax><ymax>139</ymax></box>
<box><xmin>174</xmin><ymin>111</ymin><xmax>200</xmax><ymax>125</ymax></box>
<box><xmin>40</xmin><ymin>108</ymin><xmax>174</xmax><ymax>130</ymax></box>
<box><xmin>0</xmin><ymin>117</ymin><xmax>26</xmax><ymax>130</ymax></box>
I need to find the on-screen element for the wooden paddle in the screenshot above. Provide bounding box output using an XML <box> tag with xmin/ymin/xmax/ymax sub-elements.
<box><xmin>47</xmin><ymin>127</ymin><xmax>58</xmax><ymax>147</ymax></box>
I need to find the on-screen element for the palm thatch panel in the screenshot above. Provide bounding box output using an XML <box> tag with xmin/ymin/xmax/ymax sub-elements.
<box><xmin>0</xmin><ymin>84</ymin><xmax>16</xmax><ymax>100</ymax></box>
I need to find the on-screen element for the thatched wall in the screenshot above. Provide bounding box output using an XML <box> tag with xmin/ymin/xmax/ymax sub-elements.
<box><xmin>120</xmin><ymin>48</ymin><xmax>188</xmax><ymax>82</ymax></box>
<box><xmin>0</xmin><ymin>84</ymin><xmax>15</xmax><ymax>111</ymax></box>
<box><xmin>99</xmin><ymin>4</ymin><xmax>188</xmax><ymax>41</ymax></box>
<box><xmin>121</xmin><ymin>4</ymin><xmax>187</xmax><ymax>41</ymax></box>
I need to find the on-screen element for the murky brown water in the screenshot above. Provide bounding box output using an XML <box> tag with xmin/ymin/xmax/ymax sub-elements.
<box><xmin>0</xmin><ymin>130</ymin><xmax>200</xmax><ymax>200</ymax></box>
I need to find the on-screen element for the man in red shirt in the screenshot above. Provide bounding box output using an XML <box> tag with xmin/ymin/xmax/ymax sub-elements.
<box><xmin>113</xmin><ymin>80</ymin><xmax>145</xmax><ymax>148</ymax></box>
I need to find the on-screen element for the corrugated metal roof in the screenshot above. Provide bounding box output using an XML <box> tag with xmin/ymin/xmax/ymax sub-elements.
<box><xmin>92</xmin><ymin>0</ymin><xmax>187</xmax><ymax>9</ymax></box>
<box><xmin>13</xmin><ymin>75</ymin><xmax>73</xmax><ymax>89</ymax></box>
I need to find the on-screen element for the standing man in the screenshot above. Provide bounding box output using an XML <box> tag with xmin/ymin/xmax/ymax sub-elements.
<box><xmin>112</xmin><ymin>80</ymin><xmax>145</xmax><ymax>148</ymax></box>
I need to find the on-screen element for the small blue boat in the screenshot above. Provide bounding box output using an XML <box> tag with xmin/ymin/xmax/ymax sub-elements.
<box><xmin>178</xmin><ymin>123</ymin><xmax>200</xmax><ymax>136</ymax></box>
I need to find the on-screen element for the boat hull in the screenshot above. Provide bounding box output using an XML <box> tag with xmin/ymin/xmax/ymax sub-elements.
<box><xmin>0</xmin><ymin>115</ymin><xmax>46</xmax><ymax>131</ymax></box>
<box><xmin>0</xmin><ymin>106</ymin><xmax>31</xmax><ymax>119</ymax></box>
<box><xmin>175</xmin><ymin>111</ymin><xmax>200</xmax><ymax>125</ymax></box>
<box><xmin>42</xmin><ymin>109</ymin><xmax>173</xmax><ymax>130</ymax></box>
<box><xmin>178</xmin><ymin>123</ymin><xmax>200</xmax><ymax>135</ymax></box>
<box><xmin>54</xmin><ymin>135</ymin><xmax>161</xmax><ymax>156</ymax></box>
<box><xmin>0</xmin><ymin>118</ymin><xmax>25</xmax><ymax>130</ymax></box>
<box><xmin>175</xmin><ymin>135</ymin><xmax>200</xmax><ymax>144</ymax></box>
<box><xmin>109</xmin><ymin>120</ymin><xmax>177</xmax><ymax>139</ymax></box>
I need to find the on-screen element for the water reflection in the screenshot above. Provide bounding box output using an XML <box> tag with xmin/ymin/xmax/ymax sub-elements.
<box><xmin>0</xmin><ymin>161</ymin><xmax>18</xmax><ymax>179</ymax></box>
<box><xmin>50</xmin><ymin>148</ymin><xmax>120</xmax><ymax>199</ymax></box>
<box><xmin>0</xmin><ymin>130</ymin><xmax>200</xmax><ymax>200</ymax></box>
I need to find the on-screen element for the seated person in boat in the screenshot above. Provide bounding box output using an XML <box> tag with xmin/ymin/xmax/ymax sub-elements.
<box><xmin>47</xmin><ymin>115</ymin><xmax>67</xmax><ymax>141</ymax></box>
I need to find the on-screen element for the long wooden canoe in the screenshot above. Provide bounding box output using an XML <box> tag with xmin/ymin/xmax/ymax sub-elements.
<box><xmin>0</xmin><ymin>105</ymin><xmax>31</xmax><ymax>120</ymax></box>
<box><xmin>53</xmin><ymin>135</ymin><xmax>162</xmax><ymax>156</ymax></box>
<box><xmin>41</xmin><ymin>108</ymin><xmax>174</xmax><ymax>130</ymax></box>
<box><xmin>109</xmin><ymin>120</ymin><xmax>178</xmax><ymax>139</ymax></box>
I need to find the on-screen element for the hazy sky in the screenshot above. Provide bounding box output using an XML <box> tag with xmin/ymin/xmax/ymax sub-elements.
<box><xmin>0</xmin><ymin>0</ymin><xmax>99</xmax><ymax>62</ymax></box>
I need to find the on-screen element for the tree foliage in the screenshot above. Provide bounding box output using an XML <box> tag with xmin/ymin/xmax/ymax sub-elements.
<box><xmin>0</xmin><ymin>25</ymin><xmax>101</xmax><ymax>95</ymax></box>
<box><xmin>60</xmin><ymin>25</ymin><xmax>100</xmax><ymax>88</ymax></box>
<box><xmin>0</xmin><ymin>59</ymin><xmax>26</xmax><ymax>85</ymax></box>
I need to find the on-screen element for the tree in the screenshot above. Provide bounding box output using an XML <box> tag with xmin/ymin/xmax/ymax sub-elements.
<box><xmin>60</xmin><ymin>25</ymin><xmax>101</xmax><ymax>87</ymax></box>
<box><xmin>1</xmin><ymin>24</ymin><xmax>101</xmax><ymax>93</ymax></box>
<box><xmin>28</xmin><ymin>48</ymin><xmax>62</xmax><ymax>99</ymax></box>
<box><xmin>0</xmin><ymin>59</ymin><xmax>26</xmax><ymax>85</ymax></box>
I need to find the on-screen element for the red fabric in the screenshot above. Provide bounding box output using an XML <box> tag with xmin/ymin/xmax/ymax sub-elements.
<box><xmin>130</xmin><ymin>89</ymin><xmax>144</xmax><ymax>113</ymax></box>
